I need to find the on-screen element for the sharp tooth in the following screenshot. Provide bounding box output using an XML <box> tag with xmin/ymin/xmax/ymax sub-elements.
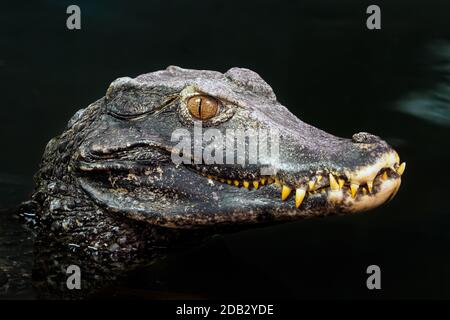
<box><xmin>243</xmin><ymin>180</ymin><xmax>250</xmax><ymax>188</ymax></box>
<box><xmin>397</xmin><ymin>162</ymin><xmax>406</xmax><ymax>175</ymax></box>
<box><xmin>227</xmin><ymin>179</ymin><xmax>232</xmax><ymax>185</ymax></box>
<box><xmin>260</xmin><ymin>178</ymin><xmax>266</xmax><ymax>185</ymax></box>
<box><xmin>295</xmin><ymin>188</ymin><xmax>306</xmax><ymax>208</ymax></box>
<box><xmin>329</xmin><ymin>174</ymin><xmax>340</xmax><ymax>191</ymax></box>
<box><xmin>367</xmin><ymin>180</ymin><xmax>373</xmax><ymax>193</ymax></box>
<box><xmin>317</xmin><ymin>176</ymin><xmax>323</xmax><ymax>183</ymax></box>
<box><xmin>338</xmin><ymin>178</ymin><xmax>345</xmax><ymax>189</ymax></box>
<box><xmin>308</xmin><ymin>179</ymin><xmax>316</xmax><ymax>191</ymax></box>
<box><xmin>274</xmin><ymin>177</ymin><xmax>280</xmax><ymax>185</ymax></box>
<box><xmin>234</xmin><ymin>180</ymin><xmax>240</xmax><ymax>187</ymax></box>
<box><xmin>281</xmin><ymin>185</ymin><xmax>292</xmax><ymax>201</ymax></box>
<box><xmin>220</xmin><ymin>178</ymin><xmax>226</xmax><ymax>183</ymax></box>
<box><xmin>350</xmin><ymin>183</ymin><xmax>359</xmax><ymax>198</ymax></box>
<box><xmin>253</xmin><ymin>181</ymin><xmax>259</xmax><ymax>189</ymax></box>
<box><xmin>362</xmin><ymin>187</ymin><xmax>367</xmax><ymax>195</ymax></box>
<box><xmin>381</xmin><ymin>172</ymin><xmax>388</xmax><ymax>181</ymax></box>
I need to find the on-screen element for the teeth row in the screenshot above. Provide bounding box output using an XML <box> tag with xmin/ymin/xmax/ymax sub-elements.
<box><xmin>204</xmin><ymin>161</ymin><xmax>405</xmax><ymax>208</ymax></box>
<box><xmin>208</xmin><ymin>176</ymin><xmax>275</xmax><ymax>189</ymax></box>
<box><xmin>280</xmin><ymin>162</ymin><xmax>406</xmax><ymax>208</ymax></box>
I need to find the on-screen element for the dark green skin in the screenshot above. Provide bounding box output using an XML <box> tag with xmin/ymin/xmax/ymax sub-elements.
<box><xmin>23</xmin><ymin>66</ymin><xmax>399</xmax><ymax>296</ymax></box>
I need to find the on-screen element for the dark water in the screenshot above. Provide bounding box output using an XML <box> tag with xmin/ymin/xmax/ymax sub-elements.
<box><xmin>1</xmin><ymin>0</ymin><xmax>450</xmax><ymax>299</ymax></box>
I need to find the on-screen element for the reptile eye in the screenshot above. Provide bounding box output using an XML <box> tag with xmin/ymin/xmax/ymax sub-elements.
<box><xmin>187</xmin><ymin>95</ymin><xmax>219</xmax><ymax>120</ymax></box>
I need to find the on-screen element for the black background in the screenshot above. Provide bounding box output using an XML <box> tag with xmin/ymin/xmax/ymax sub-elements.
<box><xmin>1</xmin><ymin>0</ymin><xmax>450</xmax><ymax>299</ymax></box>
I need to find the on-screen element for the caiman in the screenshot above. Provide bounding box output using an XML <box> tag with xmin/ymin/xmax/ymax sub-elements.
<box><xmin>22</xmin><ymin>66</ymin><xmax>405</xmax><ymax>296</ymax></box>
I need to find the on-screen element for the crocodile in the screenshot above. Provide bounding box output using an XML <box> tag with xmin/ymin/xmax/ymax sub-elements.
<box><xmin>22</xmin><ymin>66</ymin><xmax>405</xmax><ymax>296</ymax></box>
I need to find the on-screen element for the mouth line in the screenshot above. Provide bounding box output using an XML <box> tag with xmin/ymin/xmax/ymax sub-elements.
<box><xmin>77</xmin><ymin>149</ymin><xmax>406</xmax><ymax>211</ymax></box>
<box><xmin>196</xmin><ymin>161</ymin><xmax>405</xmax><ymax>208</ymax></box>
<box><xmin>188</xmin><ymin>151</ymin><xmax>406</xmax><ymax>208</ymax></box>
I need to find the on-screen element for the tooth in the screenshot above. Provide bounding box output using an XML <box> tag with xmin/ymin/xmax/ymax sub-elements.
<box><xmin>362</xmin><ymin>187</ymin><xmax>367</xmax><ymax>195</ymax></box>
<box><xmin>397</xmin><ymin>162</ymin><xmax>406</xmax><ymax>175</ymax></box>
<box><xmin>381</xmin><ymin>172</ymin><xmax>388</xmax><ymax>181</ymax></box>
<box><xmin>220</xmin><ymin>178</ymin><xmax>225</xmax><ymax>183</ymax></box>
<box><xmin>207</xmin><ymin>175</ymin><xmax>213</xmax><ymax>180</ymax></box>
<box><xmin>329</xmin><ymin>174</ymin><xmax>340</xmax><ymax>191</ymax></box>
<box><xmin>234</xmin><ymin>180</ymin><xmax>240</xmax><ymax>187</ymax></box>
<box><xmin>367</xmin><ymin>180</ymin><xmax>373</xmax><ymax>193</ymax></box>
<box><xmin>350</xmin><ymin>183</ymin><xmax>359</xmax><ymax>198</ymax></box>
<box><xmin>253</xmin><ymin>181</ymin><xmax>259</xmax><ymax>189</ymax></box>
<box><xmin>338</xmin><ymin>178</ymin><xmax>345</xmax><ymax>189</ymax></box>
<box><xmin>308</xmin><ymin>179</ymin><xmax>316</xmax><ymax>191</ymax></box>
<box><xmin>268</xmin><ymin>178</ymin><xmax>274</xmax><ymax>184</ymax></box>
<box><xmin>317</xmin><ymin>176</ymin><xmax>323</xmax><ymax>183</ymax></box>
<box><xmin>260</xmin><ymin>178</ymin><xmax>266</xmax><ymax>185</ymax></box>
<box><xmin>281</xmin><ymin>185</ymin><xmax>292</xmax><ymax>201</ymax></box>
<box><xmin>295</xmin><ymin>188</ymin><xmax>306</xmax><ymax>208</ymax></box>
<box><xmin>227</xmin><ymin>179</ymin><xmax>232</xmax><ymax>185</ymax></box>
<box><xmin>274</xmin><ymin>177</ymin><xmax>280</xmax><ymax>185</ymax></box>
<box><xmin>243</xmin><ymin>180</ymin><xmax>250</xmax><ymax>188</ymax></box>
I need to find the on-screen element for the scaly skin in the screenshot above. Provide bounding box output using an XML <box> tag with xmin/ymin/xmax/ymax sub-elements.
<box><xmin>22</xmin><ymin>66</ymin><xmax>405</xmax><ymax>297</ymax></box>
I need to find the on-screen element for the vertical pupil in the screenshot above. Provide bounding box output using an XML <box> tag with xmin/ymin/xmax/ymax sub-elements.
<box><xmin>197</xmin><ymin>97</ymin><xmax>203</xmax><ymax>119</ymax></box>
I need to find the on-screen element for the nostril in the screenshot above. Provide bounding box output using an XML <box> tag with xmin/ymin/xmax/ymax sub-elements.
<box><xmin>352</xmin><ymin>132</ymin><xmax>381</xmax><ymax>144</ymax></box>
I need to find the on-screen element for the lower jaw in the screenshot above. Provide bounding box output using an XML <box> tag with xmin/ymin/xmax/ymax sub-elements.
<box><xmin>77</xmin><ymin>172</ymin><xmax>401</xmax><ymax>228</ymax></box>
<box><xmin>266</xmin><ymin>176</ymin><xmax>401</xmax><ymax>217</ymax></box>
<box><xmin>337</xmin><ymin>177</ymin><xmax>401</xmax><ymax>213</ymax></box>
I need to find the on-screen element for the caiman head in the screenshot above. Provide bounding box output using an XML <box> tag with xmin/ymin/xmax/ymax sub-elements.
<box><xmin>71</xmin><ymin>66</ymin><xmax>405</xmax><ymax>228</ymax></box>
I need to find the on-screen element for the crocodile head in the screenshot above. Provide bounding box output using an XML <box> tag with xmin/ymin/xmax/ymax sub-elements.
<box><xmin>71</xmin><ymin>66</ymin><xmax>405</xmax><ymax>228</ymax></box>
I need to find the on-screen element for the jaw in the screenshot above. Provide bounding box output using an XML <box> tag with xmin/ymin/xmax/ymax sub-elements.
<box><xmin>76</xmin><ymin>147</ymin><xmax>405</xmax><ymax>228</ymax></box>
<box><xmin>191</xmin><ymin>149</ymin><xmax>404</xmax><ymax>219</ymax></box>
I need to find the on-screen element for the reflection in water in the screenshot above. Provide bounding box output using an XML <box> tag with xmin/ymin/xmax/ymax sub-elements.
<box><xmin>396</xmin><ymin>41</ymin><xmax>450</xmax><ymax>126</ymax></box>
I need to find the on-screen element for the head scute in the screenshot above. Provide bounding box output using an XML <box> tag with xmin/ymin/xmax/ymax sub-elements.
<box><xmin>225</xmin><ymin>67</ymin><xmax>277</xmax><ymax>101</ymax></box>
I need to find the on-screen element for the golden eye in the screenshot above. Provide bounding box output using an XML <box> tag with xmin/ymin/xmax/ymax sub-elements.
<box><xmin>187</xmin><ymin>95</ymin><xmax>219</xmax><ymax>120</ymax></box>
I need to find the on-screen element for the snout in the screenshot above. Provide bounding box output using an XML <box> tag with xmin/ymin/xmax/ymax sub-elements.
<box><xmin>262</xmin><ymin>128</ymin><xmax>405</xmax><ymax>211</ymax></box>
